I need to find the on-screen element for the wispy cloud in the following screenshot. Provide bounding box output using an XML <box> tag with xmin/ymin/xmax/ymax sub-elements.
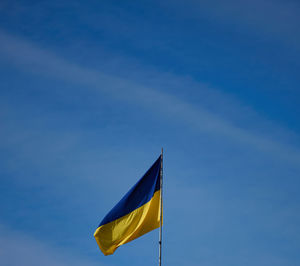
<box><xmin>0</xmin><ymin>223</ymin><xmax>106</xmax><ymax>266</ymax></box>
<box><xmin>0</xmin><ymin>29</ymin><xmax>299</xmax><ymax>165</ymax></box>
<box><xmin>165</xmin><ymin>0</ymin><xmax>300</xmax><ymax>51</ymax></box>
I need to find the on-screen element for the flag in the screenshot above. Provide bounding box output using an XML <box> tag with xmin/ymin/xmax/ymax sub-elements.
<box><xmin>94</xmin><ymin>156</ymin><xmax>162</xmax><ymax>255</ymax></box>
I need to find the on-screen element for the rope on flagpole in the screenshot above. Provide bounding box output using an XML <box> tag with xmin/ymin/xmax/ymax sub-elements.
<box><xmin>159</xmin><ymin>148</ymin><xmax>163</xmax><ymax>266</ymax></box>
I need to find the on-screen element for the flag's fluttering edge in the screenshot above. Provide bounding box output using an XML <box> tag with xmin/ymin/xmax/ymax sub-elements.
<box><xmin>94</xmin><ymin>156</ymin><xmax>162</xmax><ymax>255</ymax></box>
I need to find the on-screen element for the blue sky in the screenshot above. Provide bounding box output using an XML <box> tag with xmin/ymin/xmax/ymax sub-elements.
<box><xmin>0</xmin><ymin>0</ymin><xmax>300</xmax><ymax>265</ymax></box>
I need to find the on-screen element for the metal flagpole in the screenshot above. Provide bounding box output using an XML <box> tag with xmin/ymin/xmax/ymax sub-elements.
<box><xmin>159</xmin><ymin>148</ymin><xmax>163</xmax><ymax>266</ymax></box>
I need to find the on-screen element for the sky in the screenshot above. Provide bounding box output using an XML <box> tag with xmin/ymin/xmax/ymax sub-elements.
<box><xmin>0</xmin><ymin>0</ymin><xmax>300</xmax><ymax>265</ymax></box>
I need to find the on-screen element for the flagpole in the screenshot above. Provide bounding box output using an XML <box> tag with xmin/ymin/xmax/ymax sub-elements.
<box><xmin>159</xmin><ymin>148</ymin><xmax>163</xmax><ymax>266</ymax></box>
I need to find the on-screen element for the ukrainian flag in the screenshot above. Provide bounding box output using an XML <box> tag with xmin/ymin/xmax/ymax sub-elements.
<box><xmin>94</xmin><ymin>156</ymin><xmax>162</xmax><ymax>255</ymax></box>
